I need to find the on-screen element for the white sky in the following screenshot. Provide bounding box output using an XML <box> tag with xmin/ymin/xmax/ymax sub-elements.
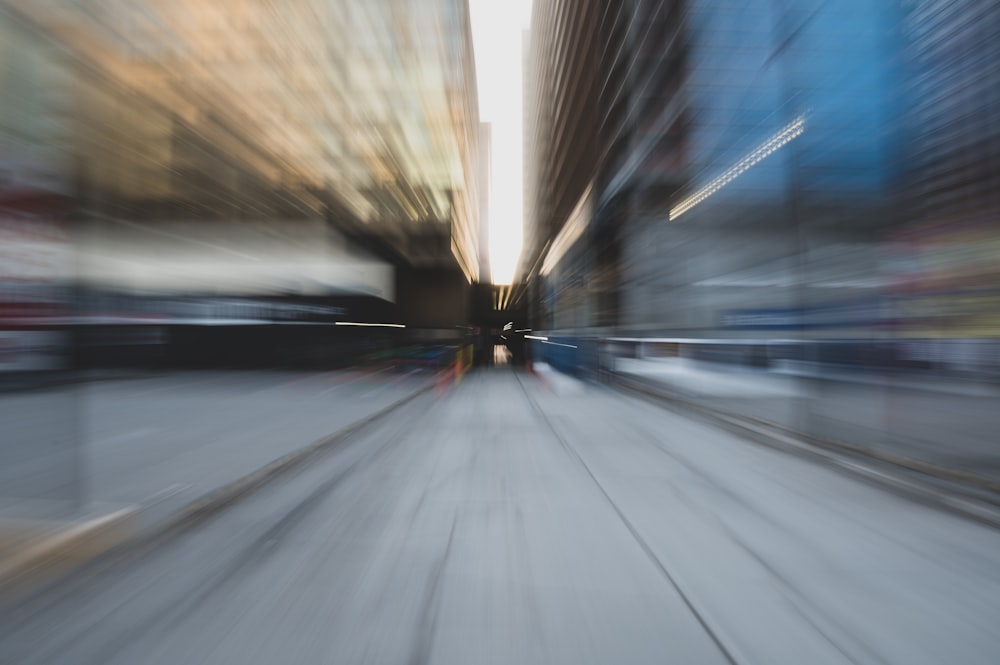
<box><xmin>468</xmin><ymin>0</ymin><xmax>533</xmax><ymax>285</ymax></box>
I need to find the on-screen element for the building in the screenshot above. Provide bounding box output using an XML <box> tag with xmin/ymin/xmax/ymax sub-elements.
<box><xmin>890</xmin><ymin>0</ymin><xmax>1000</xmax><ymax>339</ymax></box>
<box><xmin>524</xmin><ymin>0</ymin><xmax>908</xmax><ymax>338</ymax></box>
<box><xmin>1</xmin><ymin>0</ymin><xmax>482</xmax><ymax>297</ymax></box>
<box><xmin>478</xmin><ymin>122</ymin><xmax>493</xmax><ymax>283</ymax></box>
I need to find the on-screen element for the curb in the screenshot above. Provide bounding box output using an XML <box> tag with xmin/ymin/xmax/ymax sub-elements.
<box><xmin>612</xmin><ymin>373</ymin><xmax>1000</xmax><ymax>530</ymax></box>
<box><xmin>1</xmin><ymin>375</ymin><xmax>440</xmax><ymax>607</ymax></box>
<box><xmin>0</xmin><ymin>507</ymin><xmax>140</xmax><ymax>599</ymax></box>
<box><xmin>154</xmin><ymin>379</ymin><xmax>436</xmax><ymax>536</ymax></box>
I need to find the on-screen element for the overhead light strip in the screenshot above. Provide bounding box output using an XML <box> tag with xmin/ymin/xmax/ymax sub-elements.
<box><xmin>670</xmin><ymin>115</ymin><xmax>806</xmax><ymax>220</ymax></box>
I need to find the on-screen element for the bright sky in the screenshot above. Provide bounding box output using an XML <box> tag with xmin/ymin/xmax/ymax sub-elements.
<box><xmin>468</xmin><ymin>0</ymin><xmax>533</xmax><ymax>285</ymax></box>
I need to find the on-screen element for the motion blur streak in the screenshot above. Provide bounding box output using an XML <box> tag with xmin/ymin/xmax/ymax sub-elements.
<box><xmin>522</xmin><ymin>0</ymin><xmax>1000</xmax><ymax>488</ymax></box>
<box><xmin>670</xmin><ymin>115</ymin><xmax>806</xmax><ymax>219</ymax></box>
<box><xmin>2</xmin><ymin>0</ymin><xmax>1000</xmax><ymax>664</ymax></box>
<box><xmin>4</xmin><ymin>370</ymin><xmax>1000</xmax><ymax>664</ymax></box>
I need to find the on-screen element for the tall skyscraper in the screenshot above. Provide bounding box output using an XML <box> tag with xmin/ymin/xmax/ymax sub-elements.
<box><xmin>525</xmin><ymin>0</ymin><xmax>908</xmax><ymax>337</ymax></box>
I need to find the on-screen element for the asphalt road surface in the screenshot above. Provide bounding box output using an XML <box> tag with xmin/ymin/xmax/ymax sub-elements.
<box><xmin>3</xmin><ymin>368</ymin><xmax>999</xmax><ymax>664</ymax></box>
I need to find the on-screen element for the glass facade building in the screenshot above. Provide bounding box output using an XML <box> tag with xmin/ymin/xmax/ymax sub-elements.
<box><xmin>526</xmin><ymin>0</ymin><xmax>913</xmax><ymax>337</ymax></box>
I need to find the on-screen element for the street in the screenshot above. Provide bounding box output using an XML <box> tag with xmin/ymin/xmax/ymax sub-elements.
<box><xmin>3</xmin><ymin>368</ymin><xmax>1000</xmax><ymax>664</ymax></box>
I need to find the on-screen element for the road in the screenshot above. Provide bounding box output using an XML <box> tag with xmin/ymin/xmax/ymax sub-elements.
<box><xmin>3</xmin><ymin>367</ymin><xmax>1000</xmax><ymax>664</ymax></box>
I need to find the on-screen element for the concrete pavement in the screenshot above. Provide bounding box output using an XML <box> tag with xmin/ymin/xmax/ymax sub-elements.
<box><xmin>3</xmin><ymin>367</ymin><xmax>999</xmax><ymax>664</ymax></box>
<box><xmin>614</xmin><ymin>356</ymin><xmax>1000</xmax><ymax>490</ymax></box>
<box><xmin>0</xmin><ymin>367</ymin><xmax>435</xmax><ymax>598</ymax></box>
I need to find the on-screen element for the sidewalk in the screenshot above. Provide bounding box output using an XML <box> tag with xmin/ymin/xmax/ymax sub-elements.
<box><xmin>612</xmin><ymin>356</ymin><xmax>1000</xmax><ymax>498</ymax></box>
<box><xmin>0</xmin><ymin>367</ymin><xmax>439</xmax><ymax>602</ymax></box>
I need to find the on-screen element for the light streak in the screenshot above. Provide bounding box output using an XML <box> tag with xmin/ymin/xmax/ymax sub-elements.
<box><xmin>670</xmin><ymin>115</ymin><xmax>806</xmax><ymax>220</ymax></box>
